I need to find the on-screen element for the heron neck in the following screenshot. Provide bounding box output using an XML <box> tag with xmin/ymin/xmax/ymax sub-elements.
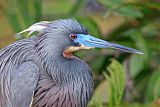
<box><xmin>36</xmin><ymin>34</ymin><xmax>92</xmax><ymax>85</ymax></box>
<box><xmin>36</xmin><ymin>35</ymin><xmax>93</xmax><ymax>106</ymax></box>
<box><xmin>41</xmin><ymin>54</ymin><xmax>85</xmax><ymax>85</ymax></box>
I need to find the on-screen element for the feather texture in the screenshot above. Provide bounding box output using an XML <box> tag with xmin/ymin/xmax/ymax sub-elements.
<box><xmin>18</xmin><ymin>21</ymin><xmax>50</xmax><ymax>36</ymax></box>
<box><xmin>0</xmin><ymin>19</ymin><xmax>94</xmax><ymax>107</ymax></box>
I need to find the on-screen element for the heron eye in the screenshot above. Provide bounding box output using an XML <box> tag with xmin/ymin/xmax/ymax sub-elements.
<box><xmin>70</xmin><ymin>34</ymin><xmax>77</xmax><ymax>40</ymax></box>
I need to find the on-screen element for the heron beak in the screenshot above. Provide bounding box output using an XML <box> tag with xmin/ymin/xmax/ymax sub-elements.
<box><xmin>74</xmin><ymin>34</ymin><xmax>144</xmax><ymax>54</ymax></box>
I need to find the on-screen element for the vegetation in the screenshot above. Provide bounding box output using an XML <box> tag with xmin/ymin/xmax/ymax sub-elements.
<box><xmin>0</xmin><ymin>0</ymin><xmax>160</xmax><ymax>107</ymax></box>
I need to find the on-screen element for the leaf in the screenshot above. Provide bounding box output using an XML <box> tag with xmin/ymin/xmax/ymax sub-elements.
<box><xmin>145</xmin><ymin>67</ymin><xmax>160</xmax><ymax>102</ymax></box>
<box><xmin>1</xmin><ymin>0</ymin><xmax>42</xmax><ymax>39</ymax></box>
<box><xmin>129</xmin><ymin>54</ymin><xmax>144</xmax><ymax>78</ymax></box>
<box><xmin>98</xmin><ymin>0</ymin><xmax>144</xmax><ymax>18</ymax></box>
<box><xmin>142</xmin><ymin>23</ymin><xmax>159</xmax><ymax>37</ymax></box>
<box><xmin>143</xmin><ymin>2</ymin><xmax>160</xmax><ymax>10</ymax></box>
<box><xmin>146</xmin><ymin>39</ymin><xmax>160</xmax><ymax>52</ymax></box>
<box><xmin>117</xmin><ymin>6</ymin><xmax>144</xmax><ymax>18</ymax></box>
<box><xmin>98</xmin><ymin>0</ymin><xmax>124</xmax><ymax>8</ymax></box>
<box><xmin>104</xmin><ymin>59</ymin><xmax>126</xmax><ymax>107</ymax></box>
<box><xmin>89</xmin><ymin>80</ymin><xmax>108</xmax><ymax>107</ymax></box>
<box><xmin>34</xmin><ymin>0</ymin><xmax>42</xmax><ymax>21</ymax></box>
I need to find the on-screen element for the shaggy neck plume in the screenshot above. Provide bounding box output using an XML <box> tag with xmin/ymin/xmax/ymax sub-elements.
<box><xmin>35</xmin><ymin>33</ymin><xmax>94</xmax><ymax>107</ymax></box>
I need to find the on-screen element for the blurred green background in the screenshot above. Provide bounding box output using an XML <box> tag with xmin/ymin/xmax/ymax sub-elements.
<box><xmin>0</xmin><ymin>0</ymin><xmax>160</xmax><ymax>107</ymax></box>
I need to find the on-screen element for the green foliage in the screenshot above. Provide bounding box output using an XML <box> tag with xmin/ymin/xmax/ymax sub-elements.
<box><xmin>1</xmin><ymin>0</ymin><xmax>160</xmax><ymax>107</ymax></box>
<box><xmin>1</xmin><ymin>0</ymin><xmax>42</xmax><ymax>37</ymax></box>
<box><xmin>77</xmin><ymin>17</ymin><xmax>101</xmax><ymax>38</ymax></box>
<box><xmin>104</xmin><ymin>59</ymin><xmax>126</xmax><ymax>107</ymax></box>
<box><xmin>129</xmin><ymin>54</ymin><xmax>144</xmax><ymax>78</ymax></box>
<box><xmin>145</xmin><ymin>67</ymin><xmax>160</xmax><ymax>102</ymax></box>
<box><xmin>89</xmin><ymin>98</ymin><xmax>104</xmax><ymax>107</ymax></box>
<box><xmin>98</xmin><ymin>0</ymin><xmax>144</xmax><ymax>18</ymax></box>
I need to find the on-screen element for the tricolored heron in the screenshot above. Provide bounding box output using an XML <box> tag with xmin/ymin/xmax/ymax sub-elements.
<box><xmin>0</xmin><ymin>19</ymin><xmax>143</xmax><ymax>107</ymax></box>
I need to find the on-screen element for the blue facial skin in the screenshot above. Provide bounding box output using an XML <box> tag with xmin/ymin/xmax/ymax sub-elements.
<box><xmin>69</xmin><ymin>34</ymin><xmax>144</xmax><ymax>55</ymax></box>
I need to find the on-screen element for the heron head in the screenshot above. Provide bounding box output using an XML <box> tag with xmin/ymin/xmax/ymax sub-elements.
<box><xmin>58</xmin><ymin>19</ymin><xmax>144</xmax><ymax>58</ymax></box>
<box><xmin>19</xmin><ymin>19</ymin><xmax>143</xmax><ymax>58</ymax></box>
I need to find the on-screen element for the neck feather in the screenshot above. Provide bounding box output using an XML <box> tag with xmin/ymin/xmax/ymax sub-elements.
<box><xmin>36</xmin><ymin>33</ymin><xmax>93</xmax><ymax>85</ymax></box>
<box><xmin>35</xmin><ymin>34</ymin><xmax>94</xmax><ymax>106</ymax></box>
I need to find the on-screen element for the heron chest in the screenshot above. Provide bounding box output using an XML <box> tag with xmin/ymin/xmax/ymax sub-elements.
<box><xmin>31</xmin><ymin>77</ymin><xmax>92</xmax><ymax>107</ymax></box>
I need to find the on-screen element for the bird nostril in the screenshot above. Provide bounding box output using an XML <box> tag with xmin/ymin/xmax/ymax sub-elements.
<box><xmin>75</xmin><ymin>43</ymin><xmax>81</xmax><ymax>46</ymax></box>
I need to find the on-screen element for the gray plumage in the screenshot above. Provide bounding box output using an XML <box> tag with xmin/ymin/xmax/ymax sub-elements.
<box><xmin>0</xmin><ymin>19</ymin><xmax>94</xmax><ymax>107</ymax></box>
